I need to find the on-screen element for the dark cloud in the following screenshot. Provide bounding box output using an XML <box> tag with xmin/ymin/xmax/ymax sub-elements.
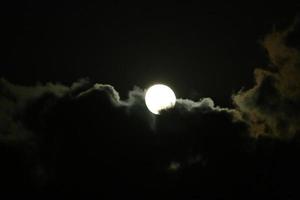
<box><xmin>233</xmin><ymin>21</ymin><xmax>300</xmax><ymax>138</ymax></box>
<box><xmin>0</xmin><ymin>77</ymin><xmax>253</xmax><ymax>199</ymax></box>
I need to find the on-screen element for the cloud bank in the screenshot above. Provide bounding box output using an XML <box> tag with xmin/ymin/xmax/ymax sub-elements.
<box><xmin>0</xmin><ymin>76</ymin><xmax>251</xmax><ymax>199</ymax></box>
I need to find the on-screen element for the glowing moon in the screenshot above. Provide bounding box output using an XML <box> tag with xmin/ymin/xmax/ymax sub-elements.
<box><xmin>145</xmin><ymin>84</ymin><xmax>176</xmax><ymax>115</ymax></box>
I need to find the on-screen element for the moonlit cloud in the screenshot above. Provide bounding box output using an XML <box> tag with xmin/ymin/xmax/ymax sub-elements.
<box><xmin>233</xmin><ymin>21</ymin><xmax>300</xmax><ymax>138</ymax></box>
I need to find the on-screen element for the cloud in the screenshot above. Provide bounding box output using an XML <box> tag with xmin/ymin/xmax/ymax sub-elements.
<box><xmin>0</xmin><ymin>77</ymin><xmax>251</xmax><ymax>198</ymax></box>
<box><xmin>233</xmin><ymin>21</ymin><xmax>300</xmax><ymax>138</ymax></box>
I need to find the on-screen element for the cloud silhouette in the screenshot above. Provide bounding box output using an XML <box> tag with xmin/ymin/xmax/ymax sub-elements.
<box><xmin>0</xmin><ymin>76</ymin><xmax>252</xmax><ymax>199</ymax></box>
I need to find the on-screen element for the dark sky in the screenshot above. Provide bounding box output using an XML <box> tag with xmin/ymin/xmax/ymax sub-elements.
<box><xmin>1</xmin><ymin>2</ymin><xmax>300</xmax><ymax>200</ymax></box>
<box><xmin>1</xmin><ymin>1</ymin><xmax>299</xmax><ymax>106</ymax></box>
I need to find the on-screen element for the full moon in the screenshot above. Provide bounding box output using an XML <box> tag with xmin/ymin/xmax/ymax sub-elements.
<box><xmin>145</xmin><ymin>84</ymin><xmax>176</xmax><ymax>115</ymax></box>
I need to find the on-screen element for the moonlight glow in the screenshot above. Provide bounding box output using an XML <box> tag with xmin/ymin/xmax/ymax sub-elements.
<box><xmin>145</xmin><ymin>84</ymin><xmax>176</xmax><ymax>115</ymax></box>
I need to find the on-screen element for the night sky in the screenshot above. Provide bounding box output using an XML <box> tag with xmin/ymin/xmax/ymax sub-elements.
<box><xmin>1</xmin><ymin>1</ymin><xmax>300</xmax><ymax>199</ymax></box>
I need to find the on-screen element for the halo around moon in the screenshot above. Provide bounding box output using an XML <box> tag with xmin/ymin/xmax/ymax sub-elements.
<box><xmin>145</xmin><ymin>84</ymin><xmax>176</xmax><ymax>115</ymax></box>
